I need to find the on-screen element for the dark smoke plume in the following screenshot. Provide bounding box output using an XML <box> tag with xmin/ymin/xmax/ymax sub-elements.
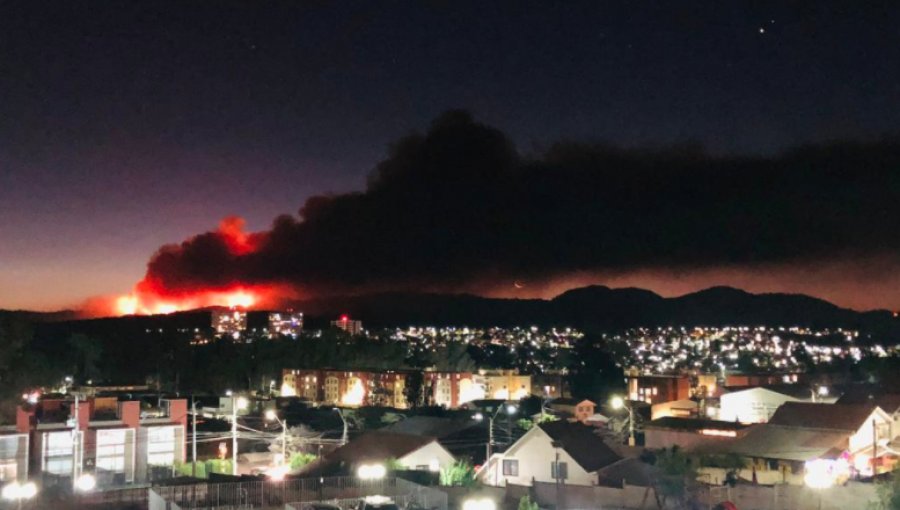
<box><xmin>141</xmin><ymin>110</ymin><xmax>900</xmax><ymax>299</ymax></box>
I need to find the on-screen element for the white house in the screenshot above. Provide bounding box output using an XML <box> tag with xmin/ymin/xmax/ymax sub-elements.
<box><xmin>718</xmin><ymin>386</ymin><xmax>808</xmax><ymax>423</ymax></box>
<box><xmin>299</xmin><ymin>431</ymin><xmax>455</xmax><ymax>476</ymax></box>
<box><xmin>479</xmin><ymin>420</ymin><xmax>620</xmax><ymax>487</ymax></box>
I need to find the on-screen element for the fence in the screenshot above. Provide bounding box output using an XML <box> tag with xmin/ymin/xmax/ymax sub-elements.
<box><xmin>151</xmin><ymin>476</ymin><xmax>447</xmax><ymax>510</ymax></box>
<box><xmin>285</xmin><ymin>479</ymin><xmax>448</xmax><ymax>510</ymax></box>
<box><xmin>506</xmin><ymin>479</ymin><xmax>880</xmax><ymax>510</ymax></box>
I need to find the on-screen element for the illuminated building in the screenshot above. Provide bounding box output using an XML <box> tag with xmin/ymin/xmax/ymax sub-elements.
<box><xmin>212</xmin><ymin>309</ymin><xmax>248</xmax><ymax>338</ymax></box>
<box><xmin>282</xmin><ymin>369</ymin><xmax>409</xmax><ymax>408</ymax></box>
<box><xmin>424</xmin><ymin>371</ymin><xmax>483</xmax><ymax>408</ymax></box>
<box><xmin>625</xmin><ymin>373</ymin><xmax>690</xmax><ymax>405</ymax></box>
<box><xmin>331</xmin><ymin>315</ymin><xmax>363</xmax><ymax>335</ymax></box>
<box><xmin>480</xmin><ymin>370</ymin><xmax>531</xmax><ymax>401</ymax></box>
<box><xmin>266</xmin><ymin>311</ymin><xmax>303</xmax><ymax>337</ymax></box>
<box><xmin>281</xmin><ymin>368</ymin><xmax>501</xmax><ymax>409</ymax></box>
<box><xmin>15</xmin><ymin>395</ymin><xmax>186</xmax><ymax>487</ymax></box>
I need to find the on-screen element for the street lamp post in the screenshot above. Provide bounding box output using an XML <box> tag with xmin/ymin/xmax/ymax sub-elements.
<box><xmin>475</xmin><ymin>403</ymin><xmax>517</xmax><ymax>483</ymax></box>
<box><xmin>265</xmin><ymin>410</ymin><xmax>288</xmax><ymax>467</ymax></box>
<box><xmin>610</xmin><ymin>396</ymin><xmax>635</xmax><ymax>446</ymax></box>
<box><xmin>334</xmin><ymin>408</ymin><xmax>348</xmax><ymax>445</ymax></box>
<box><xmin>232</xmin><ymin>396</ymin><xmax>248</xmax><ymax>476</ymax></box>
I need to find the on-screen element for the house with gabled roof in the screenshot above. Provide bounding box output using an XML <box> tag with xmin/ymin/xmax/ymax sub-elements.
<box><xmin>298</xmin><ymin>431</ymin><xmax>455</xmax><ymax>477</ymax></box>
<box><xmin>478</xmin><ymin>420</ymin><xmax>621</xmax><ymax>487</ymax></box>
<box><xmin>700</xmin><ymin>402</ymin><xmax>897</xmax><ymax>484</ymax></box>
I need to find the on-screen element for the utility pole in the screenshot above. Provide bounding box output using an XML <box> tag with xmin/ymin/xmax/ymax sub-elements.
<box><xmin>232</xmin><ymin>400</ymin><xmax>238</xmax><ymax>476</ymax></box>
<box><xmin>873</xmin><ymin>418</ymin><xmax>878</xmax><ymax>476</ymax></box>
<box><xmin>72</xmin><ymin>394</ymin><xmax>80</xmax><ymax>490</ymax></box>
<box><xmin>487</xmin><ymin>416</ymin><xmax>494</xmax><ymax>458</ymax></box>
<box><xmin>334</xmin><ymin>408</ymin><xmax>348</xmax><ymax>445</ymax></box>
<box><xmin>191</xmin><ymin>399</ymin><xmax>197</xmax><ymax>478</ymax></box>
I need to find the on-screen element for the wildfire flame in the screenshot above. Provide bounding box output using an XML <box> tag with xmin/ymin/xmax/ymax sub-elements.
<box><xmin>99</xmin><ymin>215</ymin><xmax>295</xmax><ymax>317</ymax></box>
<box><xmin>114</xmin><ymin>287</ymin><xmax>264</xmax><ymax>315</ymax></box>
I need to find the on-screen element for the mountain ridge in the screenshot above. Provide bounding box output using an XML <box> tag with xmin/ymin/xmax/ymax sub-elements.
<box><xmin>4</xmin><ymin>286</ymin><xmax>896</xmax><ymax>336</ymax></box>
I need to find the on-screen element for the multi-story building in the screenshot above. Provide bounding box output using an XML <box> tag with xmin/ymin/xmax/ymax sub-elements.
<box><xmin>15</xmin><ymin>395</ymin><xmax>187</xmax><ymax>487</ymax></box>
<box><xmin>212</xmin><ymin>309</ymin><xmax>305</xmax><ymax>340</ymax></box>
<box><xmin>282</xmin><ymin>369</ymin><xmax>408</xmax><ymax>408</ymax></box>
<box><xmin>212</xmin><ymin>309</ymin><xmax>248</xmax><ymax>339</ymax></box>
<box><xmin>481</xmin><ymin>370</ymin><xmax>532</xmax><ymax>401</ymax></box>
<box><xmin>265</xmin><ymin>311</ymin><xmax>303</xmax><ymax>337</ymax></box>
<box><xmin>424</xmin><ymin>371</ymin><xmax>483</xmax><ymax>408</ymax></box>
<box><xmin>281</xmin><ymin>368</ymin><xmax>527</xmax><ymax>409</ymax></box>
<box><xmin>331</xmin><ymin>315</ymin><xmax>363</xmax><ymax>335</ymax></box>
<box><xmin>625</xmin><ymin>373</ymin><xmax>691</xmax><ymax>405</ymax></box>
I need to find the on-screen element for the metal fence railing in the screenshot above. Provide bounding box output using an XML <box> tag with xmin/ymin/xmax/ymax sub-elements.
<box><xmin>152</xmin><ymin>476</ymin><xmax>447</xmax><ymax>510</ymax></box>
<box><xmin>286</xmin><ymin>478</ymin><xmax>448</xmax><ymax>510</ymax></box>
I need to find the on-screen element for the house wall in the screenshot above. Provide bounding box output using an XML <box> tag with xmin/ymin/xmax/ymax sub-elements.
<box><xmin>651</xmin><ymin>399</ymin><xmax>699</xmax><ymax>420</ymax></box>
<box><xmin>486</xmin><ymin>427</ymin><xmax>595</xmax><ymax>487</ymax></box>
<box><xmin>626</xmin><ymin>375</ymin><xmax>690</xmax><ymax>405</ymax></box>
<box><xmin>398</xmin><ymin>441</ymin><xmax>455</xmax><ymax>472</ymax></box>
<box><xmin>719</xmin><ymin>388</ymin><xmax>800</xmax><ymax>423</ymax></box>
<box><xmin>848</xmin><ymin>409</ymin><xmax>893</xmax><ymax>454</ymax></box>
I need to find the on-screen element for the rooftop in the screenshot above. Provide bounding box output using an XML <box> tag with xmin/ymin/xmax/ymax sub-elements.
<box><xmin>768</xmin><ymin>402</ymin><xmax>877</xmax><ymax>431</ymax></box>
<box><xmin>700</xmin><ymin>424</ymin><xmax>849</xmax><ymax>462</ymax></box>
<box><xmin>537</xmin><ymin>420</ymin><xmax>621</xmax><ymax>472</ymax></box>
<box><xmin>645</xmin><ymin>417</ymin><xmax>749</xmax><ymax>432</ymax></box>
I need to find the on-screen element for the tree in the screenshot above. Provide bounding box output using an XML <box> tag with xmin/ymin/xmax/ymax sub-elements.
<box><xmin>518</xmin><ymin>495</ymin><xmax>539</xmax><ymax>510</ymax></box>
<box><xmin>431</xmin><ymin>343</ymin><xmax>477</xmax><ymax>372</ymax></box>
<box><xmin>404</xmin><ymin>370</ymin><xmax>425</xmax><ymax>408</ymax></box>
<box><xmin>653</xmin><ymin>446</ymin><xmax>698</xmax><ymax>509</ymax></box>
<box><xmin>566</xmin><ymin>335</ymin><xmax>625</xmax><ymax>403</ymax></box>
<box><xmin>290</xmin><ymin>452</ymin><xmax>317</xmax><ymax>470</ymax></box>
<box><xmin>270</xmin><ymin>424</ymin><xmax>324</xmax><ymax>457</ymax></box>
<box><xmin>872</xmin><ymin>473</ymin><xmax>900</xmax><ymax>510</ymax></box>
<box><xmin>439</xmin><ymin>460</ymin><xmax>477</xmax><ymax>487</ymax></box>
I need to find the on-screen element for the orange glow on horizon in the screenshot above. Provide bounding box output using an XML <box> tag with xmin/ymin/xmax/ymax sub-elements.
<box><xmin>113</xmin><ymin>286</ymin><xmax>268</xmax><ymax>316</ymax></box>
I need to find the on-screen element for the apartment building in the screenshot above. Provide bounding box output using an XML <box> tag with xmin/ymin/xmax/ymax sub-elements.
<box><xmin>15</xmin><ymin>395</ymin><xmax>187</xmax><ymax>487</ymax></box>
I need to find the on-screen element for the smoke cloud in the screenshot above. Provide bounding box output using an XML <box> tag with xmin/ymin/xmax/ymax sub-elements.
<box><xmin>135</xmin><ymin>110</ymin><xmax>900</xmax><ymax>308</ymax></box>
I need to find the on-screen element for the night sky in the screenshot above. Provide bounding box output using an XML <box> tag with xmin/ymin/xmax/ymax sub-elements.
<box><xmin>1</xmin><ymin>1</ymin><xmax>899</xmax><ymax>311</ymax></box>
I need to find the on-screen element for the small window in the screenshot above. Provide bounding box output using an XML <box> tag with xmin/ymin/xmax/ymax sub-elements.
<box><xmin>503</xmin><ymin>459</ymin><xmax>519</xmax><ymax>476</ymax></box>
<box><xmin>551</xmin><ymin>461</ymin><xmax>568</xmax><ymax>480</ymax></box>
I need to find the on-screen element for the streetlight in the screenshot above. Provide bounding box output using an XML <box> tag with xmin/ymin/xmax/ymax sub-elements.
<box><xmin>804</xmin><ymin>459</ymin><xmax>839</xmax><ymax>510</ymax></box>
<box><xmin>610</xmin><ymin>396</ymin><xmax>635</xmax><ymax>446</ymax></box>
<box><xmin>2</xmin><ymin>481</ymin><xmax>37</xmax><ymax>509</ymax></box>
<box><xmin>356</xmin><ymin>464</ymin><xmax>386</xmax><ymax>480</ymax></box>
<box><xmin>265</xmin><ymin>409</ymin><xmax>288</xmax><ymax>468</ymax></box>
<box><xmin>74</xmin><ymin>474</ymin><xmax>96</xmax><ymax>492</ymax></box>
<box><xmin>334</xmin><ymin>408</ymin><xmax>348</xmax><ymax>445</ymax></box>
<box><xmin>811</xmin><ymin>385</ymin><xmax>829</xmax><ymax>402</ymax></box>
<box><xmin>232</xmin><ymin>396</ymin><xmax>248</xmax><ymax>475</ymax></box>
<box><xmin>474</xmin><ymin>403</ymin><xmax>517</xmax><ymax>459</ymax></box>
